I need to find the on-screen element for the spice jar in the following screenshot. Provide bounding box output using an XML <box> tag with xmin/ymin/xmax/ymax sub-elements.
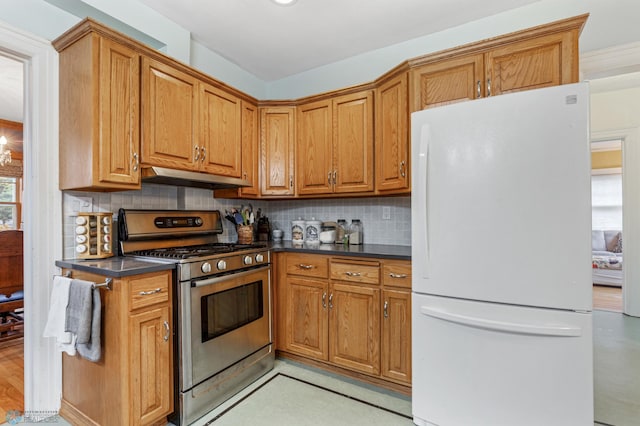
<box><xmin>348</xmin><ymin>219</ymin><xmax>363</xmax><ymax>245</ymax></box>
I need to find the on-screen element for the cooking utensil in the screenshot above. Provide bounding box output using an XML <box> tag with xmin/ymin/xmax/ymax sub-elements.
<box><xmin>234</xmin><ymin>212</ymin><xmax>244</xmax><ymax>225</ymax></box>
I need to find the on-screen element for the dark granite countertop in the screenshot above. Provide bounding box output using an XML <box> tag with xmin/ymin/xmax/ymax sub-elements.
<box><xmin>56</xmin><ymin>257</ymin><xmax>175</xmax><ymax>278</ymax></box>
<box><xmin>267</xmin><ymin>241</ymin><xmax>411</xmax><ymax>260</ymax></box>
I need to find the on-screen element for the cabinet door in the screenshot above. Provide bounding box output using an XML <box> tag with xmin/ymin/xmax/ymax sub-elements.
<box><xmin>333</xmin><ymin>91</ymin><xmax>374</xmax><ymax>193</ymax></box>
<box><xmin>381</xmin><ymin>289</ymin><xmax>411</xmax><ymax>384</ymax></box>
<box><xmin>240</xmin><ymin>100</ymin><xmax>259</xmax><ymax>196</ymax></box>
<box><xmin>141</xmin><ymin>57</ymin><xmax>199</xmax><ymax>170</ymax></box>
<box><xmin>486</xmin><ymin>31</ymin><xmax>579</xmax><ymax>96</ymax></box>
<box><xmin>410</xmin><ymin>54</ymin><xmax>484</xmax><ymax>111</ymax></box>
<box><xmin>297</xmin><ymin>100</ymin><xmax>333</xmax><ymax>195</ymax></box>
<box><xmin>375</xmin><ymin>73</ymin><xmax>409</xmax><ymax>193</ymax></box>
<box><xmin>129</xmin><ymin>305</ymin><xmax>173</xmax><ymax>425</ymax></box>
<box><xmin>285</xmin><ymin>277</ymin><xmax>329</xmax><ymax>360</ymax></box>
<box><xmin>200</xmin><ymin>83</ymin><xmax>242</xmax><ymax>176</ymax></box>
<box><xmin>98</xmin><ymin>37</ymin><xmax>141</xmax><ymax>187</ymax></box>
<box><xmin>329</xmin><ymin>282</ymin><xmax>380</xmax><ymax>375</ymax></box>
<box><xmin>260</xmin><ymin>107</ymin><xmax>296</xmax><ymax>196</ymax></box>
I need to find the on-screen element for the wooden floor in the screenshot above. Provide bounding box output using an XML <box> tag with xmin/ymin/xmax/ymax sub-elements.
<box><xmin>593</xmin><ymin>285</ymin><xmax>623</xmax><ymax>312</ymax></box>
<box><xmin>0</xmin><ymin>336</ymin><xmax>24</xmax><ymax>421</ymax></box>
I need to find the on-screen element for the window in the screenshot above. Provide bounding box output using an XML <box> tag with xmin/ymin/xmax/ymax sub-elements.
<box><xmin>591</xmin><ymin>173</ymin><xmax>622</xmax><ymax>231</ymax></box>
<box><xmin>0</xmin><ymin>176</ymin><xmax>21</xmax><ymax>230</ymax></box>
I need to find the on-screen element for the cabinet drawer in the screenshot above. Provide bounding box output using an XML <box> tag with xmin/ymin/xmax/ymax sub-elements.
<box><xmin>286</xmin><ymin>254</ymin><xmax>329</xmax><ymax>278</ymax></box>
<box><xmin>331</xmin><ymin>259</ymin><xmax>380</xmax><ymax>285</ymax></box>
<box><xmin>129</xmin><ymin>273</ymin><xmax>170</xmax><ymax>310</ymax></box>
<box><xmin>382</xmin><ymin>261</ymin><xmax>412</xmax><ymax>289</ymax></box>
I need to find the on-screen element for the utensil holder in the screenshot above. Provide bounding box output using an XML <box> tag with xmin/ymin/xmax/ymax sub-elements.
<box><xmin>237</xmin><ymin>224</ymin><xmax>254</xmax><ymax>244</ymax></box>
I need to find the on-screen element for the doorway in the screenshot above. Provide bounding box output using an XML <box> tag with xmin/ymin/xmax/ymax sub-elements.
<box><xmin>590</xmin><ymin>139</ymin><xmax>623</xmax><ymax>313</ymax></box>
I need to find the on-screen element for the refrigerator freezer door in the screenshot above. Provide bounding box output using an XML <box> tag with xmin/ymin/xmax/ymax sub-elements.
<box><xmin>411</xmin><ymin>83</ymin><xmax>592</xmax><ymax>311</ymax></box>
<box><xmin>412</xmin><ymin>293</ymin><xmax>593</xmax><ymax>426</ymax></box>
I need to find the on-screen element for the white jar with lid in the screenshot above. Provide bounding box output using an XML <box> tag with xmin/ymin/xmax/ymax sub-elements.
<box><xmin>305</xmin><ymin>218</ymin><xmax>322</xmax><ymax>243</ymax></box>
<box><xmin>291</xmin><ymin>218</ymin><xmax>305</xmax><ymax>244</ymax></box>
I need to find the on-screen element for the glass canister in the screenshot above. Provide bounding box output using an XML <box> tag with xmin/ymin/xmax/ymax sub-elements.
<box><xmin>291</xmin><ymin>218</ymin><xmax>305</xmax><ymax>244</ymax></box>
<box><xmin>336</xmin><ymin>219</ymin><xmax>347</xmax><ymax>244</ymax></box>
<box><xmin>348</xmin><ymin>219</ymin><xmax>363</xmax><ymax>245</ymax></box>
<box><xmin>305</xmin><ymin>218</ymin><xmax>322</xmax><ymax>244</ymax></box>
<box><xmin>319</xmin><ymin>223</ymin><xmax>336</xmax><ymax>244</ymax></box>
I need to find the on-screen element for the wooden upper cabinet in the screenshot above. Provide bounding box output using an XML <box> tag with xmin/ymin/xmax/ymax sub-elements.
<box><xmin>296</xmin><ymin>90</ymin><xmax>374</xmax><ymax>196</ymax></box>
<box><xmin>57</xmin><ymin>32</ymin><xmax>141</xmax><ymax>191</ymax></box>
<box><xmin>411</xmin><ymin>54</ymin><xmax>484</xmax><ymax>111</ymax></box>
<box><xmin>486</xmin><ymin>31</ymin><xmax>578</xmax><ymax>96</ymax></box>
<box><xmin>410</xmin><ymin>14</ymin><xmax>585</xmax><ymax>112</ymax></box>
<box><xmin>333</xmin><ymin>91</ymin><xmax>374</xmax><ymax>193</ymax></box>
<box><xmin>375</xmin><ymin>72</ymin><xmax>409</xmax><ymax>194</ymax></box>
<box><xmin>141</xmin><ymin>57</ymin><xmax>199</xmax><ymax>171</ymax></box>
<box><xmin>240</xmin><ymin>100</ymin><xmax>260</xmax><ymax>196</ymax></box>
<box><xmin>297</xmin><ymin>100</ymin><xmax>333</xmax><ymax>195</ymax></box>
<box><xmin>200</xmin><ymin>83</ymin><xmax>242</xmax><ymax>177</ymax></box>
<box><xmin>260</xmin><ymin>107</ymin><xmax>296</xmax><ymax>196</ymax></box>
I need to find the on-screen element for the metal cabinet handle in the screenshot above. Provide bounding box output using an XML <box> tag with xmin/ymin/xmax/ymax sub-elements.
<box><xmin>328</xmin><ymin>293</ymin><xmax>333</xmax><ymax>309</ymax></box>
<box><xmin>322</xmin><ymin>292</ymin><xmax>327</xmax><ymax>309</ymax></box>
<box><xmin>201</xmin><ymin>146</ymin><xmax>206</xmax><ymax>162</ymax></box>
<box><xmin>400</xmin><ymin>160</ymin><xmax>406</xmax><ymax>178</ymax></box>
<box><xmin>477</xmin><ymin>80</ymin><xmax>481</xmax><ymax>98</ymax></box>
<box><xmin>333</xmin><ymin>170</ymin><xmax>337</xmax><ymax>185</ymax></box>
<box><xmin>132</xmin><ymin>152</ymin><xmax>139</xmax><ymax>172</ymax></box>
<box><xmin>243</xmin><ymin>172</ymin><xmax>248</xmax><ymax>179</ymax></box>
<box><xmin>139</xmin><ymin>287</ymin><xmax>162</xmax><ymax>296</ymax></box>
<box><xmin>328</xmin><ymin>171</ymin><xmax>332</xmax><ymax>186</ymax></box>
<box><xmin>384</xmin><ymin>301</ymin><xmax>389</xmax><ymax>318</ymax></box>
<box><xmin>290</xmin><ymin>175</ymin><xmax>293</xmax><ymax>189</ymax></box>
<box><xmin>487</xmin><ymin>78</ymin><xmax>491</xmax><ymax>97</ymax></box>
<box><xmin>389</xmin><ymin>273</ymin><xmax>408</xmax><ymax>279</ymax></box>
<box><xmin>345</xmin><ymin>271</ymin><xmax>361</xmax><ymax>277</ymax></box>
<box><xmin>163</xmin><ymin>321</ymin><xmax>170</xmax><ymax>342</ymax></box>
<box><xmin>194</xmin><ymin>146</ymin><xmax>200</xmax><ymax>161</ymax></box>
<box><xmin>298</xmin><ymin>264</ymin><xmax>315</xmax><ymax>270</ymax></box>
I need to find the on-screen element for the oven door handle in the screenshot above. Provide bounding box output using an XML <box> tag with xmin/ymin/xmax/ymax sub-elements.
<box><xmin>191</xmin><ymin>265</ymin><xmax>271</xmax><ymax>288</ymax></box>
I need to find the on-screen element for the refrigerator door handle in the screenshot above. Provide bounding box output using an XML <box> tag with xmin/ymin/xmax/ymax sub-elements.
<box><xmin>419</xmin><ymin>306</ymin><xmax>583</xmax><ymax>337</ymax></box>
<box><xmin>418</xmin><ymin>124</ymin><xmax>431</xmax><ymax>278</ymax></box>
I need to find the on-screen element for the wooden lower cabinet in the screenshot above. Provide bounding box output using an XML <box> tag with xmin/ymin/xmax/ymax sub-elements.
<box><xmin>278</xmin><ymin>253</ymin><xmax>411</xmax><ymax>389</ymax></box>
<box><xmin>285</xmin><ymin>277</ymin><xmax>329</xmax><ymax>360</ymax></box>
<box><xmin>329</xmin><ymin>282</ymin><xmax>380</xmax><ymax>375</ymax></box>
<box><xmin>60</xmin><ymin>269</ymin><xmax>173</xmax><ymax>426</ymax></box>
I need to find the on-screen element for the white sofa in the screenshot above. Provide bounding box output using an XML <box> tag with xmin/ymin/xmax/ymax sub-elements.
<box><xmin>592</xmin><ymin>230</ymin><xmax>623</xmax><ymax>287</ymax></box>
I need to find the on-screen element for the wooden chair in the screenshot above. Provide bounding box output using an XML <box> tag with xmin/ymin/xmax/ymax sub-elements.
<box><xmin>0</xmin><ymin>230</ymin><xmax>24</xmax><ymax>342</ymax></box>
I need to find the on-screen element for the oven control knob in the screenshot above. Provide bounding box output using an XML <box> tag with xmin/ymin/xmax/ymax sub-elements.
<box><xmin>255</xmin><ymin>253</ymin><xmax>264</xmax><ymax>263</ymax></box>
<box><xmin>243</xmin><ymin>255</ymin><xmax>253</xmax><ymax>265</ymax></box>
<box><xmin>216</xmin><ymin>260</ymin><xmax>227</xmax><ymax>271</ymax></box>
<box><xmin>201</xmin><ymin>262</ymin><xmax>212</xmax><ymax>274</ymax></box>
<box><xmin>194</xmin><ymin>217</ymin><xmax>203</xmax><ymax>226</ymax></box>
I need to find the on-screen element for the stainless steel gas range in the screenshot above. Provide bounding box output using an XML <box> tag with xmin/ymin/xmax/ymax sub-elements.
<box><xmin>118</xmin><ymin>209</ymin><xmax>274</xmax><ymax>426</ymax></box>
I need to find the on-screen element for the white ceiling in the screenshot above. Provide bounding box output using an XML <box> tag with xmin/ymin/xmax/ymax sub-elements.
<box><xmin>139</xmin><ymin>0</ymin><xmax>539</xmax><ymax>81</ymax></box>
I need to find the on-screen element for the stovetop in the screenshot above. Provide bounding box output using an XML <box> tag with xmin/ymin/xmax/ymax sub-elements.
<box><xmin>129</xmin><ymin>243</ymin><xmax>267</xmax><ymax>260</ymax></box>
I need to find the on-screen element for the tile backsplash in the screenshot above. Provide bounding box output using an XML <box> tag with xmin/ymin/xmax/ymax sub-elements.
<box><xmin>62</xmin><ymin>185</ymin><xmax>411</xmax><ymax>259</ymax></box>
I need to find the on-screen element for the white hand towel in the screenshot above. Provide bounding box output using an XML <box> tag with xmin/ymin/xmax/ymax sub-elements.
<box><xmin>43</xmin><ymin>275</ymin><xmax>77</xmax><ymax>356</ymax></box>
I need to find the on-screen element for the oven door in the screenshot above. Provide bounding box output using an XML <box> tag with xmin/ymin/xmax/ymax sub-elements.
<box><xmin>181</xmin><ymin>265</ymin><xmax>271</xmax><ymax>390</ymax></box>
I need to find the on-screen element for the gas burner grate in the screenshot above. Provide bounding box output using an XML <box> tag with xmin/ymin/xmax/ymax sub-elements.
<box><xmin>130</xmin><ymin>243</ymin><xmax>267</xmax><ymax>259</ymax></box>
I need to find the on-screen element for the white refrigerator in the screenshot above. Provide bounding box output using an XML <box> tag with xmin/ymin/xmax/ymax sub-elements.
<box><xmin>411</xmin><ymin>83</ymin><xmax>593</xmax><ymax>426</ymax></box>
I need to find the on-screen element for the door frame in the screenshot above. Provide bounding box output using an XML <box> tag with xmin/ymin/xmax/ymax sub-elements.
<box><xmin>0</xmin><ymin>20</ymin><xmax>62</xmax><ymax>414</ymax></box>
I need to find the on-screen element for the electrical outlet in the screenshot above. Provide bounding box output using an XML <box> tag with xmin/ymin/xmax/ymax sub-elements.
<box><xmin>382</xmin><ymin>206</ymin><xmax>391</xmax><ymax>220</ymax></box>
<box><xmin>72</xmin><ymin>196</ymin><xmax>93</xmax><ymax>213</ymax></box>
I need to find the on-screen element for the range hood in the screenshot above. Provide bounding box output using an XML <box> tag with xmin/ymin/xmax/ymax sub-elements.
<box><xmin>141</xmin><ymin>166</ymin><xmax>251</xmax><ymax>190</ymax></box>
